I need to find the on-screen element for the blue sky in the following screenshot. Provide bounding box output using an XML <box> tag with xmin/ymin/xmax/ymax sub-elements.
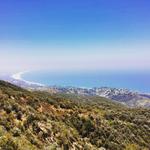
<box><xmin>0</xmin><ymin>0</ymin><xmax>150</xmax><ymax>73</ymax></box>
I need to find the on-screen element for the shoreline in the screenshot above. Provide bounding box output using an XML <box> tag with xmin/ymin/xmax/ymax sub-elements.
<box><xmin>11</xmin><ymin>71</ymin><xmax>45</xmax><ymax>86</ymax></box>
<box><xmin>10</xmin><ymin>71</ymin><xmax>149</xmax><ymax>94</ymax></box>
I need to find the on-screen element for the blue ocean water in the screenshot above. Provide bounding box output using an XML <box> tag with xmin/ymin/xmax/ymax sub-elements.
<box><xmin>22</xmin><ymin>71</ymin><xmax>150</xmax><ymax>93</ymax></box>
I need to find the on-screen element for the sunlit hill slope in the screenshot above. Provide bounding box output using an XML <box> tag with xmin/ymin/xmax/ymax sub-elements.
<box><xmin>0</xmin><ymin>80</ymin><xmax>150</xmax><ymax>150</ymax></box>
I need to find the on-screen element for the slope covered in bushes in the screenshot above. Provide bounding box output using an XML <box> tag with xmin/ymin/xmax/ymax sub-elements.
<box><xmin>0</xmin><ymin>80</ymin><xmax>149</xmax><ymax>150</ymax></box>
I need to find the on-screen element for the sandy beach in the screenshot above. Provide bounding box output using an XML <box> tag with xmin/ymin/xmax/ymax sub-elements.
<box><xmin>11</xmin><ymin>71</ymin><xmax>45</xmax><ymax>86</ymax></box>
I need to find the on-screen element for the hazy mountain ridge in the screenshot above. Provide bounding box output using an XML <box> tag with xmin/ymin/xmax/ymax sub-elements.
<box><xmin>49</xmin><ymin>87</ymin><xmax>150</xmax><ymax>108</ymax></box>
<box><xmin>0</xmin><ymin>80</ymin><xmax>150</xmax><ymax>150</ymax></box>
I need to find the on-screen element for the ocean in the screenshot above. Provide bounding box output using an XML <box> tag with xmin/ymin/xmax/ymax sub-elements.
<box><xmin>22</xmin><ymin>71</ymin><xmax>150</xmax><ymax>93</ymax></box>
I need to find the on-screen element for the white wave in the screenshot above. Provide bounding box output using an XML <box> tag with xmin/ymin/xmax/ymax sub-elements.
<box><xmin>11</xmin><ymin>71</ymin><xmax>29</xmax><ymax>80</ymax></box>
<box><xmin>11</xmin><ymin>71</ymin><xmax>45</xmax><ymax>86</ymax></box>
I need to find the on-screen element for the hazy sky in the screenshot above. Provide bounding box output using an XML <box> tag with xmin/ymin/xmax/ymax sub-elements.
<box><xmin>0</xmin><ymin>0</ymin><xmax>150</xmax><ymax>73</ymax></box>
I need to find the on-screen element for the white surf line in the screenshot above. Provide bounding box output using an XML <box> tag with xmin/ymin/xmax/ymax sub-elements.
<box><xmin>11</xmin><ymin>71</ymin><xmax>45</xmax><ymax>86</ymax></box>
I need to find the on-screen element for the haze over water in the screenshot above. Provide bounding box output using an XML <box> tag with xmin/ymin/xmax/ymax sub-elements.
<box><xmin>22</xmin><ymin>71</ymin><xmax>150</xmax><ymax>93</ymax></box>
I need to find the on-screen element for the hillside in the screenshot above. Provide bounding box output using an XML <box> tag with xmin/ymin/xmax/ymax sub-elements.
<box><xmin>0</xmin><ymin>80</ymin><xmax>150</xmax><ymax>150</ymax></box>
<box><xmin>1</xmin><ymin>76</ymin><xmax>150</xmax><ymax>108</ymax></box>
<box><xmin>40</xmin><ymin>86</ymin><xmax>150</xmax><ymax>108</ymax></box>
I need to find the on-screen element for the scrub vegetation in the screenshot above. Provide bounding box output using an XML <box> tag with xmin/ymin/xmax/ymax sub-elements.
<box><xmin>0</xmin><ymin>80</ymin><xmax>149</xmax><ymax>150</ymax></box>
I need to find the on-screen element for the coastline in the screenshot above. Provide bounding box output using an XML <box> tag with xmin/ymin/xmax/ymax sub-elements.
<box><xmin>11</xmin><ymin>71</ymin><xmax>45</xmax><ymax>86</ymax></box>
<box><xmin>9</xmin><ymin>71</ymin><xmax>150</xmax><ymax>94</ymax></box>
